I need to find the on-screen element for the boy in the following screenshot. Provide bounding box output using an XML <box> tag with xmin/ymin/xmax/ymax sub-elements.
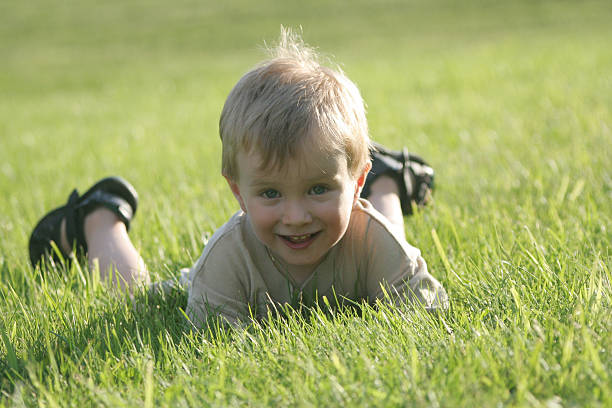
<box><xmin>29</xmin><ymin>31</ymin><xmax>448</xmax><ymax>327</ymax></box>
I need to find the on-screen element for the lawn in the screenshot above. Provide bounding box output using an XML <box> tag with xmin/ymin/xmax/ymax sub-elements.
<box><xmin>1</xmin><ymin>0</ymin><xmax>610</xmax><ymax>406</ymax></box>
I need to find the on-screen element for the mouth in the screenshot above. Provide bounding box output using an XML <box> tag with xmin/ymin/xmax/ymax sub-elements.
<box><xmin>278</xmin><ymin>232</ymin><xmax>320</xmax><ymax>249</ymax></box>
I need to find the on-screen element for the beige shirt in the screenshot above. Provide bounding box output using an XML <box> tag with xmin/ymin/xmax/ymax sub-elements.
<box><xmin>187</xmin><ymin>199</ymin><xmax>448</xmax><ymax>327</ymax></box>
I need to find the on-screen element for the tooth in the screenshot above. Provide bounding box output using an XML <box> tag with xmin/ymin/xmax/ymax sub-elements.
<box><xmin>289</xmin><ymin>234</ymin><xmax>310</xmax><ymax>242</ymax></box>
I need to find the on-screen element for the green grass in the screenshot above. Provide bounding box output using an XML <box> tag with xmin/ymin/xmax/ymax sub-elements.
<box><xmin>1</xmin><ymin>0</ymin><xmax>611</xmax><ymax>406</ymax></box>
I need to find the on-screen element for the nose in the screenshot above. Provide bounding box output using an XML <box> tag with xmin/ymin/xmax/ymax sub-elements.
<box><xmin>282</xmin><ymin>198</ymin><xmax>312</xmax><ymax>226</ymax></box>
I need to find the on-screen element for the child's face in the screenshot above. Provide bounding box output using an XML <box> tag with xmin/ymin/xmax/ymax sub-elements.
<box><xmin>226</xmin><ymin>143</ymin><xmax>369</xmax><ymax>277</ymax></box>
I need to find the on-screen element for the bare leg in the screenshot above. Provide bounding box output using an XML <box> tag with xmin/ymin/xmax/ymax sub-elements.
<box><xmin>366</xmin><ymin>175</ymin><xmax>405</xmax><ymax>237</ymax></box>
<box><xmin>60</xmin><ymin>208</ymin><xmax>149</xmax><ymax>290</ymax></box>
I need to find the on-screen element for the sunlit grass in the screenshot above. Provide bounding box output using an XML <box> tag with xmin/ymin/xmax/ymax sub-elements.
<box><xmin>1</xmin><ymin>0</ymin><xmax>610</xmax><ymax>406</ymax></box>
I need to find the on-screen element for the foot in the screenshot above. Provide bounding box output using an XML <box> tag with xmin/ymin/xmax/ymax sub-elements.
<box><xmin>29</xmin><ymin>176</ymin><xmax>139</xmax><ymax>268</ymax></box>
<box><xmin>58</xmin><ymin>208</ymin><xmax>122</xmax><ymax>255</ymax></box>
<box><xmin>360</xmin><ymin>142</ymin><xmax>435</xmax><ymax>216</ymax></box>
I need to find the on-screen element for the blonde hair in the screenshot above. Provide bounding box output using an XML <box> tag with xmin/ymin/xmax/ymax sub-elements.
<box><xmin>219</xmin><ymin>28</ymin><xmax>370</xmax><ymax>180</ymax></box>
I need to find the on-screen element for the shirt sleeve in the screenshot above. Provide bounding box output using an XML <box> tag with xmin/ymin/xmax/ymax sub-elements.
<box><xmin>187</xmin><ymin>235</ymin><xmax>252</xmax><ymax>328</ymax></box>
<box><xmin>364</xmin><ymin>216</ymin><xmax>449</xmax><ymax>312</ymax></box>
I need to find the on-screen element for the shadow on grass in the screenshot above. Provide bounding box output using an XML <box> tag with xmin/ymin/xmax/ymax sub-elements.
<box><xmin>0</xmin><ymin>283</ymin><xmax>195</xmax><ymax>399</ymax></box>
<box><xmin>1</xmin><ymin>270</ymin><xmax>454</xmax><ymax>403</ymax></box>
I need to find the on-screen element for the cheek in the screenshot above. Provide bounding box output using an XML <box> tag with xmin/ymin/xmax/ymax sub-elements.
<box><xmin>246</xmin><ymin>203</ymin><xmax>278</xmax><ymax>232</ymax></box>
<box><xmin>318</xmin><ymin>194</ymin><xmax>353</xmax><ymax>231</ymax></box>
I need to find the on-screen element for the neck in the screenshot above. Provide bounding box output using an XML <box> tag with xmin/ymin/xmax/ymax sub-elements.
<box><xmin>287</xmin><ymin>264</ymin><xmax>316</xmax><ymax>286</ymax></box>
<box><xmin>265</xmin><ymin>247</ymin><xmax>320</xmax><ymax>287</ymax></box>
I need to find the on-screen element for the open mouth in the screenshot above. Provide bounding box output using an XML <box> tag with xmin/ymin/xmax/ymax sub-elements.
<box><xmin>279</xmin><ymin>232</ymin><xmax>320</xmax><ymax>248</ymax></box>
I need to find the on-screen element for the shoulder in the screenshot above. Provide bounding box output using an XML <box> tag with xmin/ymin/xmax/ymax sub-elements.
<box><xmin>350</xmin><ymin>198</ymin><xmax>393</xmax><ymax>231</ymax></box>
<box><xmin>347</xmin><ymin>200</ymin><xmax>448</xmax><ymax>309</ymax></box>
<box><xmin>187</xmin><ymin>211</ymin><xmax>256</xmax><ymax>326</ymax></box>
<box><xmin>348</xmin><ymin>199</ymin><xmax>421</xmax><ymax>258</ymax></box>
<box><xmin>189</xmin><ymin>211</ymin><xmax>250</xmax><ymax>281</ymax></box>
<box><xmin>346</xmin><ymin>199</ymin><xmax>425</xmax><ymax>286</ymax></box>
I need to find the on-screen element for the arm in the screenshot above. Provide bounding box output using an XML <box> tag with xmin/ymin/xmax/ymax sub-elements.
<box><xmin>364</xmin><ymin>217</ymin><xmax>449</xmax><ymax>312</ymax></box>
<box><xmin>187</xmin><ymin>258</ymin><xmax>250</xmax><ymax>328</ymax></box>
<box><xmin>186</xmin><ymin>225</ymin><xmax>253</xmax><ymax>328</ymax></box>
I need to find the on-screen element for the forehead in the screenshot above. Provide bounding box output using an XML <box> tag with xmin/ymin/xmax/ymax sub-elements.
<box><xmin>238</xmin><ymin>143</ymin><xmax>350</xmax><ymax>181</ymax></box>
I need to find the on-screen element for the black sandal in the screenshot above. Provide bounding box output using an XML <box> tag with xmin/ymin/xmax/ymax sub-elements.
<box><xmin>360</xmin><ymin>142</ymin><xmax>435</xmax><ymax>216</ymax></box>
<box><xmin>29</xmin><ymin>176</ymin><xmax>138</xmax><ymax>268</ymax></box>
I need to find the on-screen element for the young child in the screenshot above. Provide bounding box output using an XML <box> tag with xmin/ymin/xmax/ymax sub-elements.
<box><xmin>29</xmin><ymin>31</ymin><xmax>448</xmax><ymax>327</ymax></box>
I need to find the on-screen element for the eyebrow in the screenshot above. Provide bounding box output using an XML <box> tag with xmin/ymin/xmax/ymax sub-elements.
<box><xmin>247</xmin><ymin>179</ymin><xmax>275</xmax><ymax>189</ymax></box>
<box><xmin>248</xmin><ymin>172</ymin><xmax>341</xmax><ymax>188</ymax></box>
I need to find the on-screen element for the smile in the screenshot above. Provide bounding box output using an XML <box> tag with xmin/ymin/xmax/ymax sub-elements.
<box><xmin>287</xmin><ymin>234</ymin><xmax>312</xmax><ymax>243</ymax></box>
<box><xmin>278</xmin><ymin>232</ymin><xmax>320</xmax><ymax>249</ymax></box>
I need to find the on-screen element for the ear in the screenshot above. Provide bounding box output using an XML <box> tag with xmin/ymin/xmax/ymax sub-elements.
<box><xmin>225</xmin><ymin>176</ymin><xmax>247</xmax><ymax>213</ymax></box>
<box><xmin>353</xmin><ymin>161</ymin><xmax>372</xmax><ymax>202</ymax></box>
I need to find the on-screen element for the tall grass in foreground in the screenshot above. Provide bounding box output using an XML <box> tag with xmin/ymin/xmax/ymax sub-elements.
<box><xmin>1</xmin><ymin>0</ymin><xmax>611</xmax><ymax>406</ymax></box>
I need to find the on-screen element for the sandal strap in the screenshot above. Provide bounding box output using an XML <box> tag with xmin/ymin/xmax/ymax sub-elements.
<box><xmin>405</xmin><ymin>154</ymin><xmax>434</xmax><ymax>207</ymax></box>
<box><xmin>79</xmin><ymin>190</ymin><xmax>134</xmax><ymax>228</ymax></box>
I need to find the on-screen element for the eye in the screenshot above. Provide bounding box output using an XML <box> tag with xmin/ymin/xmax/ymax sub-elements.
<box><xmin>261</xmin><ymin>189</ymin><xmax>280</xmax><ymax>199</ymax></box>
<box><xmin>309</xmin><ymin>185</ymin><xmax>328</xmax><ymax>195</ymax></box>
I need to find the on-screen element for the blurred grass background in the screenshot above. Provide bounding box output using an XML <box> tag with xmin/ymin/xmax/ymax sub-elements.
<box><xmin>1</xmin><ymin>0</ymin><xmax>610</xmax><ymax>406</ymax></box>
<box><xmin>1</xmin><ymin>0</ymin><xmax>610</xmax><ymax>273</ymax></box>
